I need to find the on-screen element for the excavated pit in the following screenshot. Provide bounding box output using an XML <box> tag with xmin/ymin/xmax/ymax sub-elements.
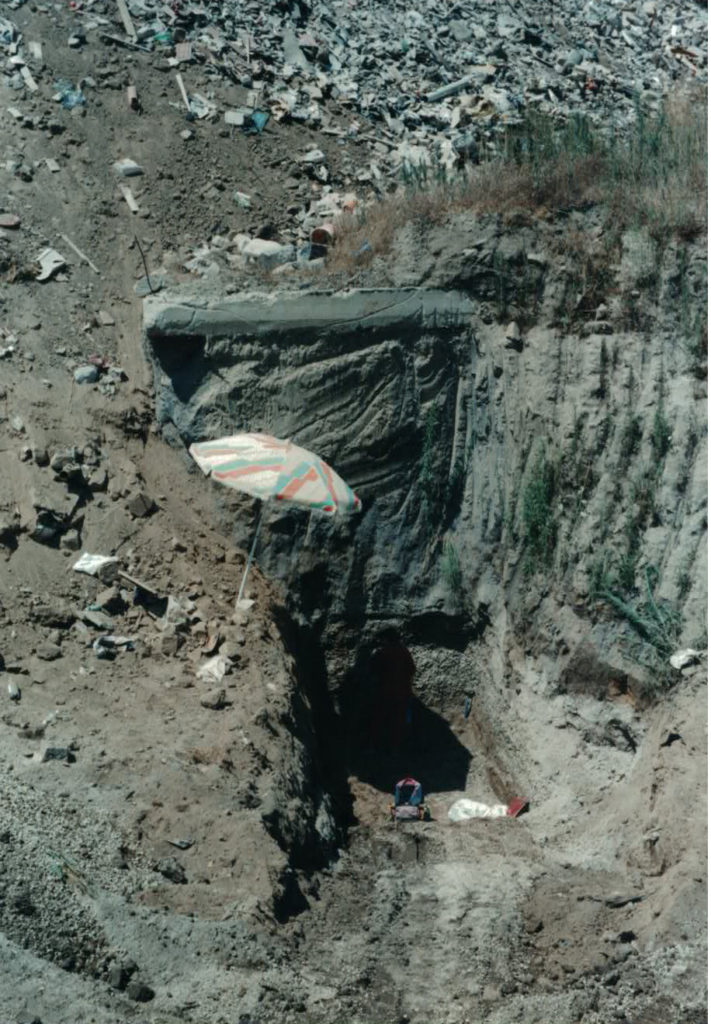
<box><xmin>137</xmin><ymin>281</ymin><xmax>708</xmax><ymax>1024</ymax></box>
<box><xmin>142</xmin><ymin>285</ymin><xmax>516</xmax><ymax>825</ymax></box>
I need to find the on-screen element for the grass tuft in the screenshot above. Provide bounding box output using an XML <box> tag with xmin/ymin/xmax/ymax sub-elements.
<box><xmin>327</xmin><ymin>91</ymin><xmax>706</xmax><ymax>270</ymax></box>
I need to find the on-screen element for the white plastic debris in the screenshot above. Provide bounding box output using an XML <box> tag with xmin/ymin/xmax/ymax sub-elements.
<box><xmin>35</xmin><ymin>248</ymin><xmax>66</xmax><ymax>282</ymax></box>
<box><xmin>669</xmin><ymin>648</ymin><xmax>701</xmax><ymax>670</ymax></box>
<box><xmin>189</xmin><ymin>93</ymin><xmax>217</xmax><ymax>119</ymax></box>
<box><xmin>448</xmin><ymin>799</ymin><xmax>509</xmax><ymax>822</ymax></box>
<box><xmin>224</xmin><ymin>109</ymin><xmax>246</xmax><ymax>126</ymax></box>
<box><xmin>157</xmin><ymin>594</ymin><xmax>195</xmax><ymax>632</ymax></box>
<box><xmin>72</xmin><ymin>553</ymin><xmax>120</xmax><ymax>581</ymax></box>
<box><xmin>112</xmin><ymin>158</ymin><xmax>144</xmax><ymax>177</ymax></box>
<box><xmin>240</xmin><ymin>238</ymin><xmax>295</xmax><ymax>268</ymax></box>
<box><xmin>196</xmin><ymin>653</ymin><xmax>232</xmax><ymax>685</ymax></box>
<box><xmin>301</xmin><ymin>148</ymin><xmax>326</xmax><ymax>163</ymax></box>
<box><xmin>93</xmin><ymin>635</ymin><xmax>135</xmax><ymax>658</ymax></box>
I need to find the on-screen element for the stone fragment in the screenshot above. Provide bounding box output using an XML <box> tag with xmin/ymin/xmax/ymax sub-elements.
<box><xmin>126</xmin><ymin>491</ymin><xmax>156</xmax><ymax>518</ymax></box>
<box><xmin>450</xmin><ymin>20</ymin><xmax>472</xmax><ymax>43</ymax></box>
<box><xmin>157</xmin><ymin>634</ymin><xmax>181</xmax><ymax>656</ymax></box>
<box><xmin>113</xmin><ymin>158</ymin><xmax>143</xmax><ymax>177</ymax></box>
<box><xmin>95</xmin><ymin>586</ymin><xmax>126</xmax><ymax>614</ymax></box>
<box><xmin>154</xmin><ymin>857</ymin><xmax>187</xmax><ymax>883</ymax></box>
<box><xmin>74</xmin><ymin>365</ymin><xmax>100</xmax><ymax>384</ymax></box>
<box><xmin>81</xmin><ymin>608</ymin><xmax>114</xmax><ymax>630</ymax></box>
<box><xmin>240</xmin><ymin>238</ymin><xmax>295</xmax><ymax>268</ymax></box>
<box><xmin>29</xmin><ymin>599</ymin><xmax>75</xmax><ymax>628</ymax></box>
<box><xmin>50</xmin><ymin>448</ymin><xmax>83</xmax><ymax>483</ymax></box>
<box><xmin>12</xmin><ymin>889</ymin><xmax>36</xmax><ymax>916</ymax></box>
<box><xmin>505</xmin><ymin>321</ymin><xmax>523</xmax><ymax>351</ymax></box>
<box><xmin>31</xmin><ymin>481</ymin><xmax>80</xmax><ymax>544</ymax></box>
<box><xmin>126</xmin><ymin>980</ymin><xmax>155</xmax><ymax>1002</ymax></box>
<box><xmin>59</xmin><ymin>529</ymin><xmax>81</xmax><ymax>551</ymax></box>
<box><xmin>200</xmin><ymin>687</ymin><xmax>227</xmax><ymax>710</ymax></box>
<box><xmin>108</xmin><ymin>964</ymin><xmax>130</xmax><ymax>990</ymax></box>
<box><xmin>35</xmin><ymin>641</ymin><xmax>62</xmax><ymax>661</ymax></box>
<box><xmin>301</xmin><ymin>148</ymin><xmax>326</xmax><ymax>163</ymax></box>
<box><xmin>42</xmin><ymin>746</ymin><xmax>76</xmax><ymax>763</ymax></box>
<box><xmin>87</xmin><ymin>467</ymin><xmax>108</xmax><ymax>491</ymax></box>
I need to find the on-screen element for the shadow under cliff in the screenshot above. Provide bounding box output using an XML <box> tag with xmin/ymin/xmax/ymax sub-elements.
<box><xmin>343</xmin><ymin>695</ymin><xmax>472</xmax><ymax>795</ymax></box>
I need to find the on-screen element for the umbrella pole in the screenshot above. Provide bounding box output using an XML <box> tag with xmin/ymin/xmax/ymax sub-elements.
<box><xmin>237</xmin><ymin>506</ymin><xmax>264</xmax><ymax>606</ymax></box>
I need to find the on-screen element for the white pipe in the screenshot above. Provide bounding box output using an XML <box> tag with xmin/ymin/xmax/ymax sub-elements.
<box><xmin>237</xmin><ymin>505</ymin><xmax>264</xmax><ymax>604</ymax></box>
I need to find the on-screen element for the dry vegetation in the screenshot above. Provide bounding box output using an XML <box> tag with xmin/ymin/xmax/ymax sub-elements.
<box><xmin>327</xmin><ymin>91</ymin><xmax>707</xmax><ymax>269</ymax></box>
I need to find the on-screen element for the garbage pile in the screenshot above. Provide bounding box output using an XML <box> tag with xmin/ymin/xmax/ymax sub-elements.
<box><xmin>0</xmin><ymin>0</ymin><xmax>705</xmax><ymax>276</ymax></box>
<box><xmin>2</xmin><ymin>0</ymin><xmax>706</xmax><ymax>173</ymax></box>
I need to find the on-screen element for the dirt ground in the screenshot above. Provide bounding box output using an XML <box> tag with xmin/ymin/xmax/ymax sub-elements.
<box><xmin>0</xmin><ymin>4</ymin><xmax>707</xmax><ymax>1024</ymax></box>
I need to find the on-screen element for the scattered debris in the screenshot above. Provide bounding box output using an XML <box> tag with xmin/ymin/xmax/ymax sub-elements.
<box><xmin>175</xmin><ymin>72</ymin><xmax>191</xmax><ymax>113</ymax></box>
<box><xmin>153</xmin><ymin>856</ymin><xmax>187</xmax><ymax>884</ymax></box>
<box><xmin>126</xmin><ymin>491</ymin><xmax>156</xmax><ymax>518</ymax></box>
<box><xmin>42</xmin><ymin>746</ymin><xmax>76</xmax><ymax>764</ymax></box>
<box><xmin>59</xmin><ymin>233</ymin><xmax>100</xmax><ymax>275</ymax></box>
<box><xmin>93</xmin><ymin>635</ymin><xmax>135</xmax><ymax>658</ymax></box>
<box><xmin>200</xmin><ymin>686</ymin><xmax>227</xmax><ymax>709</ymax></box>
<box><xmin>115</xmin><ymin>0</ymin><xmax>138</xmax><ymax>43</ymax></box>
<box><xmin>74</xmin><ymin>365</ymin><xmax>100</xmax><ymax>385</ymax></box>
<box><xmin>196</xmin><ymin>653</ymin><xmax>232</xmax><ymax>685</ymax></box>
<box><xmin>73</xmin><ymin>553</ymin><xmax>120</xmax><ymax>581</ymax></box>
<box><xmin>35</xmin><ymin>248</ymin><xmax>66</xmax><ymax>282</ymax></box>
<box><xmin>119</xmin><ymin>184</ymin><xmax>140</xmax><ymax>214</ymax></box>
<box><xmin>113</xmin><ymin>158</ymin><xmax>144</xmax><ymax>177</ymax></box>
<box><xmin>126</xmin><ymin>979</ymin><xmax>155</xmax><ymax>1003</ymax></box>
<box><xmin>53</xmin><ymin>79</ymin><xmax>86</xmax><ymax>110</ymax></box>
<box><xmin>448</xmin><ymin>797</ymin><xmax>529</xmax><ymax>821</ymax></box>
<box><xmin>669</xmin><ymin>648</ymin><xmax>702</xmax><ymax>670</ymax></box>
<box><xmin>166</xmin><ymin>838</ymin><xmax>194</xmax><ymax>850</ymax></box>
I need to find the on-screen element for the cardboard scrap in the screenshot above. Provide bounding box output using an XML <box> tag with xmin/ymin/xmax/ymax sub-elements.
<box><xmin>118</xmin><ymin>184</ymin><xmax>139</xmax><ymax>213</ymax></box>
<box><xmin>35</xmin><ymin>248</ymin><xmax>66</xmax><ymax>282</ymax></box>
<box><xmin>175</xmin><ymin>72</ymin><xmax>191</xmax><ymax>112</ymax></box>
<box><xmin>116</xmin><ymin>0</ymin><xmax>137</xmax><ymax>42</ymax></box>
<box><xmin>20</xmin><ymin>65</ymin><xmax>38</xmax><ymax>91</ymax></box>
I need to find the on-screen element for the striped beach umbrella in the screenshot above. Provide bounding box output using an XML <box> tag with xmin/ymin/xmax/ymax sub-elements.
<box><xmin>189</xmin><ymin>432</ymin><xmax>361</xmax><ymax>601</ymax></box>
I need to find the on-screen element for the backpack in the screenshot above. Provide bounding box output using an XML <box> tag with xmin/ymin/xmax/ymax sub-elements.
<box><xmin>390</xmin><ymin>777</ymin><xmax>430</xmax><ymax>822</ymax></box>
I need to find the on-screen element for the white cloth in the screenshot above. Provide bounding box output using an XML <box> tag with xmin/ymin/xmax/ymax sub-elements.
<box><xmin>448</xmin><ymin>798</ymin><xmax>509</xmax><ymax>822</ymax></box>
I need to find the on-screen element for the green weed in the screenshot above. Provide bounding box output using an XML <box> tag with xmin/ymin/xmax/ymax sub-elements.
<box><xmin>600</xmin><ymin>565</ymin><xmax>681</xmax><ymax>659</ymax></box>
<box><xmin>650</xmin><ymin>401</ymin><xmax>672</xmax><ymax>462</ymax></box>
<box><xmin>522</xmin><ymin>447</ymin><xmax>558</xmax><ymax>569</ymax></box>
<box><xmin>440</xmin><ymin>540</ymin><xmax>464</xmax><ymax>596</ymax></box>
<box><xmin>619</xmin><ymin>415</ymin><xmax>643</xmax><ymax>469</ymax></box>
<box><xmin>328</xmin><ymin>91</ymin><xmax>706</xmax><ymax>271</ymax></box>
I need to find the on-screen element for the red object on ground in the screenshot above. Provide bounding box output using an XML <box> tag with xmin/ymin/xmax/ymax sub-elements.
<box><xmin>506</xmin><ymin>797</ymin><xmax>529</xmax><ymax>818</ymax></box>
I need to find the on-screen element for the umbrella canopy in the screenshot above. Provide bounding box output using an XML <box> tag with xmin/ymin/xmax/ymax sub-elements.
<box><xmin>189</xmin><ymin>432</ymin><xmax>361</xmax><ymax>515</ymax></box>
